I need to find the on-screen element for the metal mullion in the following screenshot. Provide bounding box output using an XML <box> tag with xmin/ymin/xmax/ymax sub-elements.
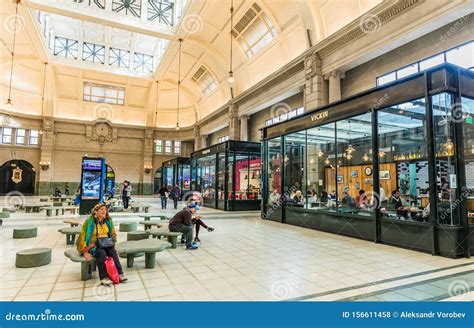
<box><xmin>424</xmin><ymin>71</ymin><xmax>439</xmax><ymax>256</ymax></box>
<box><xmin>372</xmin><ymin>108</ymin><xmax>381</xmax><ymax>243</ymax></box>
<box><xmin>281</xmin><ymin>136</ymin><xmax>285</xmax><ymax>224</ymax></box>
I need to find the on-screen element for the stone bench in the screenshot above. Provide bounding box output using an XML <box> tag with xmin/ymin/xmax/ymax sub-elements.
<box><xmin>25</xmin><ymin>204</ymin><xmax>44</xmax><ymax>213</ymax></box>
<box><xmin>58</xmin><ymin>226</ymin><xmax>81</xmax><ymax>245</ymax></box>
<box><xmin>127</xmin><ymin>231</ymin><xmax>149</xmax><ymax>241</ymax></box>
<box><xmin>0</xmin><ymin>211</ymin><xmax>10</xmax><ymax>219</ymax></box>
<box><xmin>64</xmin><ymin>249</ymin><xmax>97</xmax><ymax>281</ymax></box>
<box><xmin>39</xmin><ymin>198</ymin><xmax>49</xmax><ymax>202</ymax></box>
<box><xmin>120</xmin><ymin>222</ymin><xmax>137</xmax><ymax>232</ymax></box>
<box><xmin>61</xmin><ymin>206</ymin><xmax>79</xmax><ymax>215</ymax></box>
<box><xmin>42</xmin><ymin>206</ymin><xmax>62</xmax><ymax>217</ymax></box>
<box><xmin>139</xmin><ymin>213</ymin><xmax>169</xmax><ymax>221</ymax></box>
<box><xmin>63</xmin><ymin>219</ymin><xmax>81</xmax><ymax>227</ymax></box>
<box><xmin>146</xmin><ymin>228</ymin><xmax>182</xmax><ymax>249</ymax></box>
<box><xmin>130</xmin><ymin>204</ymin><xmax>151</xmax><ymax>213</ymax></box>
<box><xmin>2</xmin><ymin>207</ymin><xmax>16</xmax><ymax>213</ymax></box>
<box><xmin>117</xmin><ymin>239</ymin><xmax>171</xmax><ymax>268</ymax></box>
<box><xmin>113</xmin><ymin>205</ymin><xmax>124</xmax><ymax>212</ymax></box>
<box><xmin>138</xmin><ymin>220</ymin><xmax>168</xmax><ymax>230</ymax></box>
<box><xmin>16</xmin><ymin>248</ymin><xmax>52</xmax><ymax>268</ymax></box>
<box><xmin>13</xmin><ymin>227</ymin><xmax>38</xmax><ymax>239</ymax></box>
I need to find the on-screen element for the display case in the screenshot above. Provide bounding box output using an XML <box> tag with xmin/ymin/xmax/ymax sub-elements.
<box><xmin>161</xmin><ymin>157</ymin><xmax>191</xmax><ymax>199</ymax></box>
<box><xmin>191</xmin><ymin>140</ymin><xmax>262</xmax><ymax>211</ymax></box>
<box><xmin>262</xmin><ymin>63</ymin><xmax>474</xmax><ymax>258</ymax></box>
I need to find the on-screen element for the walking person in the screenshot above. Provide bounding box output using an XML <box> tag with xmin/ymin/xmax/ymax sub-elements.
<box><xmin>121</xmin><ymin>181</ymin><xmax>130</xmax><ymax>210</ymax></box>
<box><xmin>76</xmin><ymin>203</ymin><xmax>128</xmax><ymax>285</ymax></box>
<box><xmin>158</xmin><ymin>185</ymin><xmax>168</xmax><ymax>209</ymax></box>
<box><xmin>171</xmin><ymin>184</ymin><xmax>180</xmax><ymax>209</ymax></box>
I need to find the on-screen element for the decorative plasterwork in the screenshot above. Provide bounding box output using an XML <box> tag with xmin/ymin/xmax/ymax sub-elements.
<box><xmin>318</xmin><ymin>0</ymin><xmax>425</xmax><ymax>58</ymax></box>
<box><xmin>304</xmin><ymin>51</ymin><xmax>322</xmax><ymax>80</ymax></box>
<box><xmin>86</xmin><ymin>120</ymin><xmax>118</xmax><ymax>145</ymax></box>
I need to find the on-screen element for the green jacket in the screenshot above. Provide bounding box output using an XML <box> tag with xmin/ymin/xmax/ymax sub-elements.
<box><xmin>76</xmin><ymin>216</ymin><xmax>117</xmax><ymax>255</ymax></box>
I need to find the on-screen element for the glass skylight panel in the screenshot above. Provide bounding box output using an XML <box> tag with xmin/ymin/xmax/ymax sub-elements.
<box><xmin>54</xmin><ymin>37</ymin><xmax>78</xmax><ymax>59</ymax></box>
<box><xmin>376</xmin><ymin>72</ymin><xmax>396</xmax><ymax>86</ymax></box>
<box><xmin>397</xmin><ymin>63</ymin><xmax>419</xmax><ymax>79</ymax></box>
<box><xmin>83</xmin><ymin>42</ymin><xmax>105</xmax><ymax>64</ymax></box>
<box><xmin>134</xmin><ymin>53</ymin><xmax>154</xmax><ymax>73</ymax></box>
<box><xmin>197</xmin><ymin>71</ymin><xmax>218</xmax><ymax>97</ymax></box>
<box><xmin>419</xmin><ymin>53</ymin><xmax>445</xmax><ymax>71</ymax></box>
<box><xmin>148</xmin><ymin>0</ymin><xmax>174</xmax><ymax>25</ymax></box>
<box><xmin>109</xmin><ymin>48</ymin><xmax>130</xmax><ymax>68</ymax></box>
<box><xmin>112</xmin><ymin>0</ymin><xmax>142</xmax><ymax>18</ymax></box>
<box><xmin>446</xmin><ymin>42</ymin><xmax>474</xmax><ymax>69</ymax></box>
<box><xmin>83</xmin><ymin>82</ymin><xmax>125</xmax><ymax>105</ymax></box>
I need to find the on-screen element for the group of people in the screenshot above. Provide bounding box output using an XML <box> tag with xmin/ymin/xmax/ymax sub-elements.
<box><xmin>157</xmin><ymin>184</ymin><xmax>181</xmax><ymax>209</ymax></box>
<box><xmin>77</xmin><ymin>200</ymin><xmax>215</xmax><ymax>286</ymax></box>
<box><xmin>53</xmin><ymin>182</ymin><xmax>70</xmax><ymax>197</ymax></box>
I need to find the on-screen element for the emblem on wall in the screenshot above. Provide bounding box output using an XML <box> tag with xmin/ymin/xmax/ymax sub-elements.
<box><xmin>11</xmin><ymin>167</ymin><xmax>23</xmax><ymax>184</ymax></box>
<box><xmin>86</xmin><ymin>121</ymin><xmax>117</xmax><ymax>145</ymax></box>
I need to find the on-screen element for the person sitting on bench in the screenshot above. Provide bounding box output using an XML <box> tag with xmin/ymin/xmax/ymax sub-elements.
<box><xmin>76</xmin><ymin>203</ymin><xmax>127</xmax><ymax>285</ymax></box>
<box><xmin>169</xmin><ymin>205</ymin><xmax>199</xmax><ymax>250</ymax></box>
<box><xmin>187</xmin><ymin>203</ymin><xmax>214</xmax><ymax>243</ymax></box>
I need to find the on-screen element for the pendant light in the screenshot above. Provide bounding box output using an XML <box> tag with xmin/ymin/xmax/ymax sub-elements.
<box><xmin>175</xmin><ymin>38</ymin><xmax>183</xmax><ymax>131</ymax></box>
<box><xmin>362</xmin><ymin>153</ymin><xmax>370</xmax><ymax>162</ymax></box>
<box><xmin>5</xmin><ymin>0</ymin><xmax>21</xmax><ymax>109</ymax></box>
<box><xmin>228</xmin><ymin>0</ymin><xmax>235</xmax><ymax>93</ymax></box>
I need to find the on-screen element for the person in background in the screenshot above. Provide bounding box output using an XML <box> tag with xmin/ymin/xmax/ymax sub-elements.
<box><xmin>168</xmin><ymin>205</ymin><xmax>199</xmax><ymax>250</ymax></box>
<box><xmin>328</xmin><ymin>190</ymin><xmax>337</xmax><ymax>208</ymax></box>
<box><xmin>341</xmin><ymin>191</ymin><xmax>356</xmax><ymax>207</ymax></box>
<box><xmin>74</xmin><ymin>186</ymin><xmax>81</xmax><ymax>206</ymax></box>
<box><xmin>307</xmin><ymin>189</ymin><xmax>318</xmax><ymax>208</ymax></box>
<box><xmin>389</xmin><ymin>190</ymin><xmax>409</xmax><ymax>219</ymax></box>
<box><xmin>158</xmin><ymin>185</ymin><xmax>168</xmax><ymax>209</ymax></box>
<box><xmin>269</xmin><ymin>189</ymin><xmax>281</xmax><ymax>204</ymax></box>
<box><xmin>76</xmin><ymin>203</ymin><xmax>127</xmax><ymax>286</ymax></box>
<box><xmin>54</xmin><ymin>187</ymin><xmax>62</xmax><ymax>197</ymax></box>
<box><xmin>64</xmin><ymin>182</ymin><xmax>70</xmax><ymax>196</ymax></box>
<box><xmin>126</xmin><ymin>181</ymin><xmax>132</xmax><ymax>204</ymax></box>
<box><xmin>293</xmin><ymin>190</ymin><xmax>304</xmax><ymax>207</ymax></box>
<box><xmin>121</xmin><ymin>181</ymin><xmax>130</xmax><ymax>210</ymax></box>
<box><xmin>171</xmin><ymin>184</ymin><xmax>180</xmax><ymax>209</ymax></box>
<box><xmin>356</xmin><ymin>190</ymin><xmax>368</xmax><ymax>209</ymax></box>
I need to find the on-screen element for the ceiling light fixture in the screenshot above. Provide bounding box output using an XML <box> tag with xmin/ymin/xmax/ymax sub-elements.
<box><xmin>176</xmin><ymin>38</ymin><xmax>183</xmax><ymax>131</ymax></box>
<box><xmin>228</xmin><ymin>0</ymin><xmax>235</xmax><ymax>96</ymax></box>
<box><xmin>5</xmin><ymin>0</ymin><xmax>21</xmax><ymax>110</ymax></box>
<box><xmin>363</xmin><ymin>153</ymin><xmax>370</xmax><ymax>161</ymax></box>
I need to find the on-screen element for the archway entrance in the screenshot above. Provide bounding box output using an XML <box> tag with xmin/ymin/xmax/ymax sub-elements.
<box><xmin>0</xmin><ymin>160</ymin><xmax>36</xmax><ymax>195</ymax></box>
<box><xmin>154</xmin><ymin>167</ymin><xmax>162</xmax><ymax>194</ymax></box>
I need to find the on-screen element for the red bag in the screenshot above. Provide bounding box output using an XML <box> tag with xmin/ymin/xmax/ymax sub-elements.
<box><xmin>105</xmin><ymin>256</ymin><xmax>120</xmax><ymax>284</ymax></box>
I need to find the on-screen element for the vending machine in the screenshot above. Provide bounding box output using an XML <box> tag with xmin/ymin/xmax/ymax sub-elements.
<box><xmin>79</xmin><ymin>157</ymin><xmax>106</xmax><ymax>215</ymax></box>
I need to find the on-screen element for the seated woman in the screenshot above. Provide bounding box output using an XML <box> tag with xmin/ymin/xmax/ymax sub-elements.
<box><xmin>77</xmin><ymin>203</ymin><xmax>127</xmax><ymax>286</ymax></box>
<box><xmin>355</xmin><ymin>190</ymin><xmax>368</xmax><ymax>209</ymax></box>
<box><xmin>293</xmin><ymin>190</ymin><xmax>304</xmax><ymax>207</ymax></box>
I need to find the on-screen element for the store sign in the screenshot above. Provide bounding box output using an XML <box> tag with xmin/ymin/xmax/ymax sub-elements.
<box><xmin>310</xmin><ymin>111</ymin><xmax>329</xmax><ymax>122</ymax></box>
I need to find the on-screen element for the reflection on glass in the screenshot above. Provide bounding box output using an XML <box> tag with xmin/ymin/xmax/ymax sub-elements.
<box><xmin>336</xmin><ymin>113</ymin><xmax>373</xmax><ymax>216</ymax></box>
<box><xmin>267</xmin><ymin>138</ymin><xmax>282</xmax><ymax>207</ymax></box>
<box><xmin>461</xmin><ymin>96</ymin><xmax>474</xmax><ymax>224</ymax></box>
<box><xmin>378</xmin><ymin>97</ymin><xmax>429</xmax><ymax>222</ymax></box>
<box><xmin>197</xmin><ymin>155</ymin><xmax>216</xmax><ymax>205</ymax></box>
<box><xmin>433</xmin><ymin>93</ymin><xmax>459</xmax><ymax>225</ymax></box>
<box><xmin>284</xmin><ymin>131</ymin><xmax>306</xmax><ymax>207</ymax></box>
<box><xmin>182</xmin><ymin>165</ymin><xmax>190</xmax><ymax>190</ymax></box>
<box><xmin>235</xmin><ymin>153</ymin><xmax>249</xmax><ymax>200</ymax></box>
<box><xmin>307</xmin><ymin>123</ymin><xmax>335</xmax><ymax>211</ymax></box>
<box><xmin>218</xmin><ymin>153</ymin><xmax>225</xmax><ymax>201</ymax></box>
<box><xmin>163</xmin><ymin>166</ymin><xmax>173</xmax><ymax>187</ymax></box>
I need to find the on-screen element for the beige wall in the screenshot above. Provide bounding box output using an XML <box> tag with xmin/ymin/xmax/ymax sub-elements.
<box><xmin>208</xmin><ymin>127</ymin><xmax>229</xmax><ymax>146</ymax></box>
<box><xmin>342</xmin><ymin>14</ymin><xmax>474</xmax><ymax>98</ymax></box>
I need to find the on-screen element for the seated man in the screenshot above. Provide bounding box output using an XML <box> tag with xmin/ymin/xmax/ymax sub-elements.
<box><xmin>341</xmin><ymin>191</ymin><xmax>356</xmax><ymax>207</ymax></box>
<box><xmin>388</xmin><ymin>190</ymin><xmax>409</xmax><ymax>219</ymax></box>
<box><xmin>188</xmin><ymin>203</ymin><xmax>214</xmax><ymax>243</ymax></box>
<box><xmin>168</xmin><ymin>205</ymin><xmax>199</xmax><ymax>250</ymax></box>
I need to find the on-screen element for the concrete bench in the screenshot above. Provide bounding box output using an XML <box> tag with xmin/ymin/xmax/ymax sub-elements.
<box><xmin>39</xmin><ymin>198</ymin><xmax>49</xmax><ymax>202</ymax></box>
<box><xmin>42</xmin><ymin>206</ymin><xmax>62</xmax><ymax>217</ymax></box>
<box><xmin>61</xmin><ymin>206</ymin><xmax>79</xmax><ymax>215</ymax></box>
<box><xmin>120</xmin><ymin>222</ymin><xmax>137</xmax><ymax>232</ymax></box>
<box><xmin>0</xmin><ymin>211</ymin><xmax>10</xmax><ymax>219</ymax></box>
<box><xmin>63</xmin><ymin>219</ymin><xmax>81</xmax><ymax>227</ymax></box>
<box><xmin>64</xmin><ymin>249</ymin><xmax>97</xmax><ymax>281</ymax></box>
<box><xmin>13</xmin><ymin>227</ymin><xmax>38</xmax><ymax>239</ymax></box>
<box><xmin>16</xmin><ymin>248</ymin><xmax>52</xmax><ymax>268</ymax></box>
<box><xmin>117</xmin><ymin>239</ymin><xmax>171</xmax><ymax>268</ymax></box>
<box><xmin>139</xmin><ymin>213</ymin><xmax>168</xmax><ymax>221</ymax></box>
<box><xmin>127</xmin><ymin>231</ymin><xmax>149</xmax><ymax>241</ymax></box>
<box><xmin>58</xmin><ymin>226</ymin><xmax>81</xmax><ymax>245</ymax></box>
<box><xmin>2</xmin><ymin>207</ymin><xmax>16</xmax><ymax>213</ymax></box>
<box><xmin>24</xmin><ymin>204</ymin><xmax>44</xmax><ymax>213</ymax></box>
<box><xmin>130</xmin><ymin>204</ymin><xmax>151</xmax><ymax>213</ymax></box>
<box><xmin>138</xmin><ymin>220</ymin><xmax>168</xmax><ymax>230</ymax></box>
<box><xmin>146</xmin><ymin>228</ymin><xmax>182</xmax><ymax>249</ymax></box>
<box><xmin>113</xmin><ymin>205</ymin><xmax>124</xmax><ymax>212</ymax></box>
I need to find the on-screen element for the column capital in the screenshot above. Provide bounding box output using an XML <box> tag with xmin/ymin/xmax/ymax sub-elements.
<box><xmin>323</xmin><ymin>70</ymin><xmax>345</xmax><ymax>80</ymax></box>
<box><xmin>304</xmin><ymin>51</ymin><xmax>322</xmax><ymax>80</ymax></box>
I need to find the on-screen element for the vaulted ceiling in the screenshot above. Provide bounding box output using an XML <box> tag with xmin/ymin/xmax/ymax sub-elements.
<box><xmin>0</xmin><ymin>0</ymin><xmax>383</xmax><ymax>128</ymax></box>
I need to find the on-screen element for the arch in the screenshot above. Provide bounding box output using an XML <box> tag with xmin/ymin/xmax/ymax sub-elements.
<box><xmin>0</xmin><ymin>160</ymin><xmax>36</xmax><ymax>195</ymax></box>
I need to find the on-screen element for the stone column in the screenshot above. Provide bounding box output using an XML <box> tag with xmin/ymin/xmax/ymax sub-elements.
<box><xmin>304</xmin><ymin>51</ymin><xmax>326</xmax><ymax>110</ymax></box>
<box><xmin>200</xmin><ymin>135</ymin><xmax>207</xmax><ymax>149</ymax></box>
<box><xmin>240</xmin><ymin>115</ymin><xmax>249</xmax><ymax>141</ymax></box>
<box><xmin>324</xmin><ymin>70</ymin><xmax>345</xmax><ymax>103</ymax></box>
<box><xmin>229</xmin><ymin>103</ymin><xmax>240</xmax><ymax>140</ymax></box>
<box><xmin>38</xmin><ymin>118</ymin><xmax>55</xmax><ymax>195</ymax></box>
<box><xmin>193</xmin><ymin>126</ymin><xmax>201</xmax><ymax>150</ymax></box>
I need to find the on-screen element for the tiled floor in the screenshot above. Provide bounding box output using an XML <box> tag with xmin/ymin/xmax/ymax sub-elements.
<box><xmin>0</xmin><ymin>196</ymin><xmax>472</xmax><ymax>302</ymax></box>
